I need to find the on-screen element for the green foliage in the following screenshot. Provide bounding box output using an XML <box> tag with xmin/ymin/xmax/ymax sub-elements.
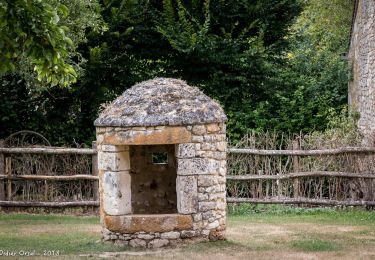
<box><xmin>0</xmin><ymin>0</ymin><xmax>106</xmax><ymax>145</ymax></box>
<box><xmin>240</xmin><ymin>0</ymin><xmax>354</xmax><ymax>141</ymax></box>
<box><xmin>0</xmin><ymin>0</ymin><xmax>355</xmax><ymax>146</ymax></box>
<box><xmin>303</xmin><ymin>106</ymin><xmax>363</xmax><ymax>148</ymax></box>
<box><xmin>0</xmin><ymin>0</ymin><xmax>77</xmax><ymax>86</ymax></box>
<box><xmin>156</xmin><ymin>0</ymin><xmax>301</xmax><ymax>141</ymax></box>
<box><xmin>156</xmin><ymin>0</ymin><xmax>211</xmax><ymax>53</ymax></box>
<box><xmin>6</xmin><ymin>0</ymin><xmax>106</xmax><ymax>90</ymax></box>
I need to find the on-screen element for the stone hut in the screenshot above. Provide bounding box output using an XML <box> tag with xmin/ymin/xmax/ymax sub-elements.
<box><xmin>94</xmin><ymin>78</ymin><xmax>227</xmax><ymax>248</ymax></box>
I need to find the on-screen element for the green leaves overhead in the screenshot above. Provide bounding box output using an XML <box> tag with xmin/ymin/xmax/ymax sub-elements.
<box><xmin>0</xmin><ymin>0</ymin><xmax>77</xmax><ymax>86</ymax></box>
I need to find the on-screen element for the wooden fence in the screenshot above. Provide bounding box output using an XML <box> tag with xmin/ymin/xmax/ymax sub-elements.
<box><xmin>0</xmin><ymin>141</ymin><xmax>99</xmax><ymax>208</ymax></box>
<box><xmin>1</xmin><ymin>141</ymin><xmax>375</xmax><ymax>207</ymax></box>
<box><xmin>226</xmin><ymin>144</ymin><xmax>375</xmax><ymax>206</ymax></box>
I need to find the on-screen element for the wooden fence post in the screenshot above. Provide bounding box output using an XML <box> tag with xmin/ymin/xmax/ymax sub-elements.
<box><xmin>5</xmin><ymin>157</ymin><xmax>12</xmax><ymax>200</ymax></box>
<box><xmin>0</xmin><ymin>140</ymin><xmax>5</xmax><ymax>201</ymax></box>
<box><xmin>92</xmin><ymin>141</ymin><xmax>99</xmax><ymax>201</ymax></box>
<box><xmin>293</xmin><ymin>140</ymin><xmax>300</xmax><ymax>198</ymax></box>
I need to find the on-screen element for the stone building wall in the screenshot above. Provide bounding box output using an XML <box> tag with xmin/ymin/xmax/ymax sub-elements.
<box><xmin>349</xmin><ymin>0</ymin><xmax>375</xmax><ymax>144</ymax></box>
<box><xmin>95</xmin><ymin>122</ymin><xmax>227</xmax><ymax>248</ymax></box>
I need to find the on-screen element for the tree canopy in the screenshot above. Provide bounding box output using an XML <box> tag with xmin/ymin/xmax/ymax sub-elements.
<box><xmin>0</xmin><ymin>0</ymin><xmax>77</xmax><ymax>86</ymax></box>
<box><xmin>0</xmin><ymin>0</ymin><xmax>354</xmax><ymax>145</ymax></box>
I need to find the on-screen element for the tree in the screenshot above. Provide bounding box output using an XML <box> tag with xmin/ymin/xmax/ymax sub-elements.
<box><xmin>3</xmin><ymin>0</ymin><xmax>352</xmax><ymax>145</ymax></box>
<box><xmin>81</xmin><ymin>0</ymin><xmax>301</xmax><ymax>141</ymax></box>
<box><xmin>0</xmin><ymin>0</ymin><xmax>77</xmax><ymax>86</ymax></box>
<box><xmin>0</xmin><ymin>0</ymin><xmax>105</xmax><ymax>144</ymax></box>
<box><xmin>250</xmin><ymin>0</ymin><xmax>353</xmax><ymax>134</ymax></box>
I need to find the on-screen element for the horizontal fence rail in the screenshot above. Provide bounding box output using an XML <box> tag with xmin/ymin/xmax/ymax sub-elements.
<box><xmin>228</xmin><ymin>147</ymin><xmax>375</xmax><ymax>156</ymax></box>
<box><xmin>226</xmin><ymin>198</ymin><xmax>375</xmax><ymax>206</ymax></box>
<box><xmin>0</xmin><ymin>201</ymin><xmax>99</xmax><ymax>207</ymax></box>
<box><xmin>226</xmin><ymin>171</ymin><xmax>375</xmax><ymax>180</ymax></box>
<box><xmin>0</xmin><ymin>174</ymin><xmax>99</xmax><ymax>181</ymax></box>
<box><xmin>0</xmin><ymin>147</ymin><xmax>96</xmax><ymax>155</ymax></box>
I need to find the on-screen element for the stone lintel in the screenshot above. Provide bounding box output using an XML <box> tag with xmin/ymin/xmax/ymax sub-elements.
<box><xmin>104</xmin><ymin>214</ymin><xmax>193</xmax><ymax>233</ymax></box>
<box><xmin>103</xmin><ymin>126</ymin><xmax>192</xmax><ymax>145</ymax></box>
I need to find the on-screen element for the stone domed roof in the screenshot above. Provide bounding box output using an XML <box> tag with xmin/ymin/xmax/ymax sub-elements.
<box><xmin>94</xmin><ymin>78</ymin><xmax>227</xmax><ymax>127</ymax></box>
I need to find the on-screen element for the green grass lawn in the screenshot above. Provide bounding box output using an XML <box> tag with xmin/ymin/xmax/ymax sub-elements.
<box><xmin>0</xmin><ymin>206</ymin><xmax>375</xmax><ymax>259</ymax></box>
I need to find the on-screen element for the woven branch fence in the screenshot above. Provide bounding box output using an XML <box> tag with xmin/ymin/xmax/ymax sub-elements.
<box><xmin>1</xmin><ymin>130</ymin><xmax>375</xmax><ymax>208</ymax></box>
<box><xmin>0</xmin><ymin>131</ymin><xmax>99</xmax><ymax>208</ymax></box>
<box><xmin>227</xmin><ymin>131</ymin><xmax>375</xmax><ymax>206</ymax></box>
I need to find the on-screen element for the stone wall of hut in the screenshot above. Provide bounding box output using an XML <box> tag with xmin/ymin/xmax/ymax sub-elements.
<box><xmin>96</xmin><ymin>122</ymin><xmax>227</xmax><ymax>248</ymax></box>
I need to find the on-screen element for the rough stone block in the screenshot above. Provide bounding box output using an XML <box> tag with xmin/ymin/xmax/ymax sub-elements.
<box><xmin>206</xmin><ymin>123</ymin><xmax>220</xmax><ymax>133</ymax></box>
<box><xmin>98</xmin><ymin>151</ymin><xmax>130</xmax><ymax>171</ymax></box>
<box><xmin>102</xmin><ymin>228</ymin><xmax>111</xmax><ymax>236</ymax></box>
<box><xmin>192</xmin><ymin>213</ymin><xmax>202</xmax><ymax>222</ymax></box>
<box><xmin>102</xmin><ymin>171</ymin><xmax>131</xmax><ymax>215</ymax></box>
<box><xmin>137</xmin><ymin>234</ymin><xmax>154</xmax><ymax>240</ymax></box>
<box><xmin>211</xmin><ymin>151</ymin><xmax>226</xmax><ymax>160</ymax></box>
<box><xmin>198</xmin><ymin>202</ymin><xmax>217</xmax><ymax>211</ymax></box>
<box><xmin>203</xmin><ymin>184</ymin><xmax>226</xmax><ymax>193</ymax></box>
<box><xmin>148</xmin><ymin>239</ymin><xmax>169</xmax><ymax>248</ymax></box>
<box><xmin>201</xmin><ymin>142</ymin><xmax>216</xmax><ymax>151</ymax></box>
<box><xmin>96</xmin><ymin>127</ymin><xmax>106</xmax><ymax>134</ymax></box>
<box><xmin>219</xmin><ymin>166</ymin><xmax>226</xmax><ymax>176</ymax></box>
<box><xmin>177</xmin><ymin>143</ymin><xmax>197</xmax><ymax>158</ymax></box>
<box><xmin>177</xmin><ymin>158</ymin><xmax>220</xmax><ymax>175</ymax></box>
<box><xmin>206</xmin><ymin>220</ymin><xmax>219</xmax><ymax>229</ymax></box>
<box><xmin>216</xmin><ymin>142</ymin><xmax>227</xmax><ymax>152</ymax></box>
<box><xmin>192</xmin><ymin>125</ymin><xmax>206</xmax><ymax>135</ymax></box>
<box><xmin>129</xmin><ymin>239</ymin><xmax>147</xmax><ymax>247</ymax></box>
<box><xmin>201</xmin><ymin>229</ymin><xmax>210</xmax><ymax>236</ymax></box>
<box><xmin>208</xmin><ymin>193</ymin><xmax>226</xmax><ymax>201</ymax></box>
<box><xmin>191</xmin><ymin>136</ymin><xmax>204</xmax><ymax>143</ymax></box>
<box><xmin>181</xmin><ymin>230</ymin><xmax>196</xmax><ymax>238</ymax></box>
<box><xmin>197</xmin><ymin>193</ymin><xmax>209</xmax><ymax>201</ymax></box>
<box><xmin>217</xmin><ymin>175</ymin><xmax>226</xmax><ymax>184</ymax></box>
<box><xmin>161</xmin><ymin>231</ymin><xmax>180</xmax><ymax>239</ymax></box>
<box><xmin>177</xmin><ymin>176</ymin><xmax>198</xmax><ymax>214</ymax></box>
<box><xmin>219</xmin><ymin>123</ymin><xmax>226</xmax><ymax>134</ymax></box>
<box><xmin>114</xmin><ymin>240</ymin><xmax>128</xmax><ymax>246</ymax></box>
<box><xmin>97</xmin><ymin>134</ymin><xmax>104</xmax><ymax>144</ymax></box>
<box><xmin>209</xmin><ymin>229</ymin><xmax>226</xmax><ymax>241</ymax></box>
<box><xmin>178</xmin><ymin>158</ymin><xmax>207</xmax><ymax>175</ymax></box>
<box><xmin>198</xmin><ymin>175</ymin><xmax>218</xmax><ymax>187</ymax></box>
